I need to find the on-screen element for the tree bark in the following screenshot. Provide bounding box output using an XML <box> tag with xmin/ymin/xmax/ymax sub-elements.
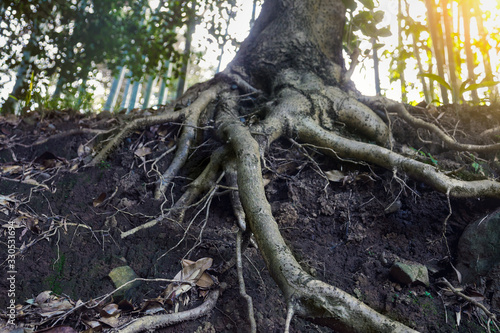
<box><xmin>228</xmin><ymin>0</ymin><xmax>346</xmax><ymax>93</ymax></box>
<box><xmin>441</xmin><ymin>0</ymin><xmax>459</xmax><ymax>103</ymax></box>
<box><xmin>424</xmin><ymin>0</ymin><xmax>449</xmax><ymax>104</ymax></box>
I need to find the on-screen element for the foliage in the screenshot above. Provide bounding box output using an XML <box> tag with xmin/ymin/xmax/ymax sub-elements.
<box><xmin>419</xmin><ymin>73</ymin><xmax>499</xmax><ymax>103</ymax></box>
<box><xmin>390</xmin><ymin>0</ymin><xmax>500</xmax><ymax>104</ymax></box>
<box><xmin>342</xmin><ymin>0</ymin><xmax>391</xmax><ymax>59</ymax></box>
<box><xmin>0</xmin><ymin>0</ymin><xmax>255</xmax><ymax>114</ymax></box>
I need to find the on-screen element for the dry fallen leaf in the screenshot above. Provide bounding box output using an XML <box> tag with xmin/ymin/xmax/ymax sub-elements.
<box><xmin>165</xmin><ymin>257</ymin><xmax>213</xmax><ymax>304</ymax></box>
<box><xmin>196</xmin><ymin>272</ymin><xmax>215</xmax><ymax>289</ymax></box>
<box><xmin>35</xmin><ymin>290</ymin><xmax>54</xmax><ymax>304</ymax></box>
<box><xmin>134</xmin><ymin>147</ymin><xmax>152</xmax><ymax>158</ymax></box>
<box><xmin>23</xmin><ymin>178</ymin><xmax>50</xmax><ymax>190</ymax></box>
<box><xmin>77</xmin><ymin>144</ymin><xmax>91</xmax><ymax>158</ymax></box>
<box><xmin>93</xmin><ymin>192</ymin><xmax>107</xmax><ymax>207</ymax></box>
<box><xmin>325</xmin><ymin>170</ymin><xmax>345</xmax><ymax>182</ymax></box>
<box><xmin>0</xmin><ymin>165</ymin><xmax>23</xmax><ymax>175</ymax></box>
<box><xmin>99</xmin><ymin>303</ymin><xmax>120</xmax><ymax>317</ymax></box>
<box><xmin>2</xmin><ymin>215</ymin><xmax>37</xmax><ymax>229</ymax></box>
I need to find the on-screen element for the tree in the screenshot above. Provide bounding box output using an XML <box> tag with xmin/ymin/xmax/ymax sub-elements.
<box><xmin>0</xmin><ymin>0</ymin><xmax>185</xmax><ymax>113</ymax></box>
<box><xmin>44</xmin><ymin>0</ymin><xmax>500</xmax><ymax>331</ymax></box>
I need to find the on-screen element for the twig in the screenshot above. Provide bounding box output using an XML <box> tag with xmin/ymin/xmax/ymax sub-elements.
<box><xmin>438</xmin><ymin>278</ymin><xmax>498</xmax><ymax>324</ymax></box>
<box><xmin>236</xmin><ymin>231</ymin><xmax>257</xmax><ymax>333</ymax></box>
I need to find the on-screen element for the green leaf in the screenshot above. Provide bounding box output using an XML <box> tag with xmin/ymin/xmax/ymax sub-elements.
<box><xmin>418</xmin><ymin>73</ymin><xmax>452</xmax><ymax>91</ymax></box>
<box><xmin>377</xmin><ymin>27</ymin><xmax>392</xmax><ymax>37</ymax></box>
<box><xmin>463</xmin><ymin>80</ymin><xmax>499</xmax><ymax>92</ymax></box>
<box><xmin>373</xmin><ymin>11</ymin><xmax>385</xmax><ymax>24</ymax></box>
<box><xmin>459</xmin><ymin>79</ymin><xmax>474</xmax><ymax>95</ymax></box>
<box><xmin>342</xmin><ymin>0</ymin><xmax>357</xmax><ymax>11</ymax></box>
<box><xmin>358</xmin><ymin>0</ymin><xmax>375</xmax><ymax>10</ymax></box>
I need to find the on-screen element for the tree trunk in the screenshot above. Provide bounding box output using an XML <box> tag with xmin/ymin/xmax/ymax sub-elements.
<box><xmin>441</xmin><ymin>0</ymin><xmax>459</xmax><ymax>103</ymax></box>
<box><xmin>471</xmin><ymin>0</ymin><xmax>498</xmax><ymax>100</ymax></box>
<box><xmin>461</xmin><ymin>0</ymin><xmax>479</xmax><ymax>103</ymax></box>
<box><xmin>229</xmin><ymin>0</ymin><xmax>345</xmax><ymax>93</ymax></box>
<box><xmin>424</xmin><ymin>0</ymin><xmax>449</xmax><ymax>104</ymax></box>
<box><xmin>398</xmin><ymin>0</ymin><xmax>407</xmax><ymax>103</ymax></box>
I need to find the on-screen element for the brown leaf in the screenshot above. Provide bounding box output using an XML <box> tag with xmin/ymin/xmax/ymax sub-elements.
<box><xmin>0</xmin><ymin>165</ymin><xmax>23</xmax><ymax>175</ymax></box>
<box><xmin>98</xmin><ymin>315</ymin><xmax>120</xmax><ymax>328</ymax></box>
<box><xmin>134</xmin><ymin>147</ymin><xmax>152</xmax><ymax>158</ymax></box>
<box><xmin>325</xmin><ymin>170</ymin><xmax>345</xmax><ymax>182</ymax></box>
<box><xmin>39</xmin><ymin>297</ymin><xmax>73</xmax><ymax>315</ymax></box>
<box><xmin>77</xmin><ymin>144</ymin><xmax>91</xmax><ymax>158</ymax></box>
<box><xmin>22</xmin><ymin>178</ymin><xmax>50</xmax><ymax>190</ymax></box>
<box><xmin>196</xmin><ymin>272</ymin><xmax>215</xmax><ymax>289</ymax></box>
<box><xmin>35</xmin><ymin>291</ymin><xmax>54</xmax><ymax>304</ymax></box>
<box><xmin>2</xmin><ymin>215</ymin><xmax>37</xmax><ymax>229</ymax></box>
<box><xmin>0</xmin><ymin>194</ymin><xmax>17</xmax><ymax>206</ymax></box>
<box><xmin>139</xmin><ymin>299</ymin><xmax>165</xmax><ymax>315</ymax></box>
<box><xmin>174</xmin><ymin>257</ymin><xmax>213</xmax><ymax>282</ymax></box>
<box><xmin>82</xmin><ymin>320</ymin><xmax>102</xmax><ymax>330</ymax></box>
<box><xmin>93</xmin><ymin>192</ymin><xmax>107</xmax><ymax>207</ymax></box>
<box><xmin>99</xmin><ymin>303</ymin><xmax>120</xmax><ymax>317</ymax></box>
<box><xmin>164</xmin><ymin>258</ymin><xmax>213</xmax><ymax>304</ymax></box>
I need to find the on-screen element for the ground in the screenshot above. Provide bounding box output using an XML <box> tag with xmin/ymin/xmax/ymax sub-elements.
<box><xmin>1</xmin><ymin>103</ymin><xmax>500</xmax><ymax>332</ymax></box>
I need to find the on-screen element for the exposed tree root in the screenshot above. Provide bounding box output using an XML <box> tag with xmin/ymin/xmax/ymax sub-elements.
<box><xmin>480</xmin><ymin>126</ymin><xmax>500</xmax><ymax>139</ymax></box>
<box><xmin>154</xmin><ymin>83</ymin><xmax>225</xmax><ymax>198</ymax></box>
<box><xmin>361</xmin><ymin>96</ymin><xmax>500</xmax><ymax>152</ymax></box>
<box><xmin>88</xmin><ymin>68</ymin><xmax>500</xmax><ymax>332</ymax></box>
<box><xmin>297</xmin><ymin>118</ymin><xmax>500</xmax><ymax>198</ymax></box>
<box><xmin>32</xmin><ymin>128</ymin><xmax>111</xmax><ymax>146</ymax></box>
<box><xmin>273</xmin><ymin>69</ymin><xmax>390</xmax><ymax>146</ymax></box>
<box><xmin>236</xmin><ymin>230</ymin><xmax>257</xmax><ymax>333</ymax></box>
<box><xmin>112</xmin><ymin>289</ymin><xmax>219</xmax><ymax>333</ymax></box>
<box><xmin>216</xmin><ymin>106</ymin><xmax>419</xmax><ymax>332</ymax></box>
<box><xmin>89</xmin><ymin>82</ymin><xmax>223</xmax><ymax>167</ymax></box>
<box><xmin>224</xmin><ymin>159</ymin><xmax>247</xmax><ymax>231</ymax></box>
<box><xmin>121</xmin><ymin>146</ymin><xmax>228</xmax><ymax>239</ymax></box>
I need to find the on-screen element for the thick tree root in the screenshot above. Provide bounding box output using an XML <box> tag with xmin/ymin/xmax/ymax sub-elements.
<box><xmin>297</xmin><ymin>118</ymin><xmax>500</xmax><ymax>198</ymax></box>
<box><xmin>361</xmin><ymin>96</ymin><xmax>500</xmax><ymax>152</ymax></box>
<box><xmin>273</xmin><ymin>69</ymin><xmax>390</xmax><ymax>146</ymax></box>
<box><xmin>112</xmin><ymin>289</ymin><xmax>219</xmax><ymax>333</ymax></box>
<box><xmin>216</xmin><ymin>108</ymin><xmax>418</xmax><ymax>332</ymax></box>
<box><xmin>154</xmin><ymin>83</ymin><xmax>224</xmax><ymax>198</ymax></box>
<box><xmin>89</xmin><ymin>83</ymin><xmax>223</xmax><ymax>167</ymax></box>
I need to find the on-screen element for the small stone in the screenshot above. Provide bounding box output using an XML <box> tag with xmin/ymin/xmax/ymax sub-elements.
<box><xmin>390</xmin><ymin>261</ymin><xmax>429</xmax><ymax>287</ymax></box>
<box><xmin>108</xmin><ymin>265</ymin><xmax>141</xmax><ymax>300</ymax></box>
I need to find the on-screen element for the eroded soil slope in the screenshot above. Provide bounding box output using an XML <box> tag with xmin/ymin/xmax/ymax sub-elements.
<box><xmin>1</xmin><ymin>104</ymin><xmax>500</xmax><ymax>332</ymax></box>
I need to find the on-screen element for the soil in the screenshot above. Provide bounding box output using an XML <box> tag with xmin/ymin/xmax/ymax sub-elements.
<box><xmin>1</xmin><ymin>104</ymin><xmax>500</xmax><ymax>332</ymax></box>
